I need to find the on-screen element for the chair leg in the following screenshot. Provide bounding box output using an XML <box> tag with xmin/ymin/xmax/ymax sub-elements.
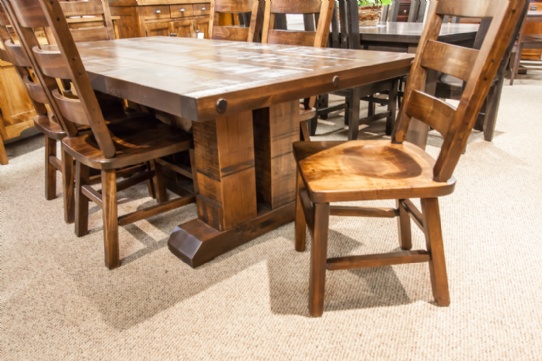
<box><xmin>61</xmin><ymin>148</ymin><xmax>75</xmax><ymax>224</ymax></box>
<box><xmin>74</xmin><ymin>161</ymin><xmax>89</xmax><ymax>237</ymax></box>
<box><xmin>151</xmin><ymin>160</ymin><xmax>168</xmax><ymax>203</ymax></box>
<box><xmin>295</xmin><ymin>172</ymin><xmax>307</xmax><ymax>252</ymax></box>
<box><xmin>347</xmin><ymin>87</ymin><xmax>361</xmax><ymax>140</ymax></box>
<box><xmin>509</xmin><ymin>45</ymin><xmax>522</xmax><ymax>85</ymax></box>
<box><xmin>309</xmin><ymin>202</ymin><xmax>330</xmax><ymax>317</ymax></box>
<box><xmin>397</xmin><ymin>199</ymin><xmax>412</xmax><ymax>250</ymax></box>
<box><xmin>45</xmin><ymin>137</ymin><xmax>57</xmax><ymax>200</ymax></box>
<box><xmin>420</xmin><ymin>198</ymin><xmax>450</xmax><ymax>306</ymax></box>
<box><xmin>482</xmin><ymin>78</ymin><xmax>504</xmax><ymax>142</ymax></box>
<box><xmin>385</xmin><ymin>79</ymin><xmax>399</xmax><ymax>136</ymax></box>
<box><xmin>101</xmin><ymin>169</ymin><xmax>120</xmax><ymax>270</ymax></box>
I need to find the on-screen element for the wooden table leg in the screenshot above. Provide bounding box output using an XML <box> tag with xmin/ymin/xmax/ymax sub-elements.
<box><xmin>168</xmin><ymin>101</ymin><xmax>299</xmax><ymax>267</ymax></box>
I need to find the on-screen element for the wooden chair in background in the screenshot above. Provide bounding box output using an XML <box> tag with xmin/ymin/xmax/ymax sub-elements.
<box><xmin>317</xmin><ymin>0</ymin><xmax>401</xmax><ymax>140</ymax></box>
<box><xmin>260</xmin><ymin>0</ymin><xmax>334</xmax><ymax>140</ymax></box>
<box><xmin>208</xmin><ymin>0</ymin><xmax>263</xmax><ymax>41</ymax></box>
<box><xmin>8</xmin><ymin>0</ymin><xmax>196</xmax><ymax>269</ymax></box>
<box><xmin>293</xmin><ymin>0</ymin><xmax>525</xmax><ymax>317</ymax></box>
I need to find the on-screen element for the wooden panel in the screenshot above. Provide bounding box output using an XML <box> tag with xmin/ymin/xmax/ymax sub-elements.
<box><xmin>108</xmin><ymin>6</ymin><xmax>139</xmax><ymax>39</ymax></box>
<box><xmin>144</xmin><ymin>20</ymin><xmax>172</xmax><ymax>36</ymax></box>
<box><xmin>171</xmin><ymin>19</ymin><xmax>194</xmax><ymax>37</ymax></box>
<box><xmin>253</xmin><ymin>101</ymin><xmax>299</xmax><ymax>209</ymax></box>
<box><xmin>0</xmin><ymin>60</ymin><xmax>35</xmax><ymax>140</ymax></box>
<box><xmin>192</xmin><ymin>111</ymin><xmax>257</xmax><ymax>231</ymax></box>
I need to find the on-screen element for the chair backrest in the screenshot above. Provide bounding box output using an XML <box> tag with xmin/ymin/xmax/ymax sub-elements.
<box><xmin>6</xmin><ymin>0</ymin><xmax>115</xmax><ymax>156</ymax></box>
<box><xmin>261</xmin><ymin>0</ymin><xmax>334</xmax><ymax>47</ymax></box>
<box><xmin>392</xmin><ymin>0</ymin><xmax>526</xmax><ymax>182</ymax></box>
<box><xmin>59</xmin><ymin>0</ymin><xmax>116</xmax><ymax>42</ymax></box>
<box><xmin>208</xmin><ymin>0</ymin><xmax>264</xmax><ymax>42</ymax></box>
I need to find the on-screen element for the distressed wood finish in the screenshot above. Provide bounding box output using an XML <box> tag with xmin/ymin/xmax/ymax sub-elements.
<box><xmin>293</xmin><ymin>0</ymin><xmax>526</xmax><ymax>316</ymax></box>
<box><xmin>70</xmin><ymin>36</ymin><xmax>412</xmax><ymax>267</ymax></box>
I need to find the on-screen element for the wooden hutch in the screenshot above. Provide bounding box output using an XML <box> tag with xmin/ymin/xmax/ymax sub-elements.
<box><xmin>108</xmin><ymin>0</ymin><xmax>211</xmax><ymax>39</ymax></box>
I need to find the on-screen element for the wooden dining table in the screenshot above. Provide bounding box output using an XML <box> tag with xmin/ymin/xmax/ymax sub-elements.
<box><xmin>358</xmin><ymin>21</ymin><xmax>480</xmax><ymax>54</ymax></box>
<box><xmin>76</xmin><ymin>36</ymin><xmax>413</xmax><ymax>267</ymax></box>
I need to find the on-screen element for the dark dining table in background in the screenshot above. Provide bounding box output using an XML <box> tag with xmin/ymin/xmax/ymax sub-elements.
<box><xmin>77</xmin><ymin>36</ymin><xmax>414</xmax><ymax>267</ymax></box>
<box><xmin>358</xmin><ymin>21</ymin><xmax>479</xmax><ymax>53</ymax></box>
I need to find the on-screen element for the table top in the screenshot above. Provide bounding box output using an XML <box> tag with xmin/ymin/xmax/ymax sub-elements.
<box><xmin>358</xmin><ymin>22</ymin><xmax>479</xmax><ymax>43</ymax></box>
<box><xmin>77</xmin><ymin>36</ymin><xmax>413</xmax><ymax>121</ymax></box>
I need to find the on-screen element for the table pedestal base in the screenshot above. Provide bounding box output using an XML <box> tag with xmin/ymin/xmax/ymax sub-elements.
<box><xmin>168</xmin><ymin>202</ymin><xmax>295</xmax><ymax>267</ymax></box>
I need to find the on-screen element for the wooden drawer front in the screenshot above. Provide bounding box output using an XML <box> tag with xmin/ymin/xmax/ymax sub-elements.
<box><xmin>193</xmin><ymin>3</ymin><xmax>210</xmax><ymax>17</ymax></box>
<box><xmin>141</xmin><ymin>6</ymin><xmax>171</xmax><ymax>20</ymax></box>
<box><xmin>170</xmin><ymin>4</ymin><xmax>194</xmax><ymax>18</ymax></box>
<box><xmin>144</xmin><ymin>20</ymin><xmax>172</xmax><ymax>36</ymax></box>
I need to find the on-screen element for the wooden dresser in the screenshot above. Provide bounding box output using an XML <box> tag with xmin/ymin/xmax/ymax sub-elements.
<box><xmin>108</xmin><ymin>0</ymin><xmax>210</xmax><ymax>39</ymax></box>
<box><xmin>0</xmin><ymin>59</ymin><xmax>37</xmax><ymax>165</ymax></box>
<box><xmin>523</xmin><ymin>1</ymin><xmax>542</xmax><ymax>60</ymax></box>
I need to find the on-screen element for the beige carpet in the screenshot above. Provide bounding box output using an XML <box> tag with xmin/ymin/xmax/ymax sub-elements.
<box><xmin>1</xmin><ymin>71</ymin><xmax>542</xmax><ymax>360</ymax></box>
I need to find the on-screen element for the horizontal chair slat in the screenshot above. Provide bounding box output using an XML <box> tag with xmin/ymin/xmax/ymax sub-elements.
<box><xmin>405</xmin><ymin>90</ymin><xmax>455</xmax><ymax>138</ymax></box>
<box><xmin>421</xmin><ymin>41</ymin><xmax>479</xmax><ymax>82</ymax></box>
<box><xmin>327</xmin><ymin>250</ymin><xmax>431</xmax><ymax>271</ymax></box>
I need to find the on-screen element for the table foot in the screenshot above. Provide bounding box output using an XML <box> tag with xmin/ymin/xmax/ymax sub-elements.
<box><xmin>168</xmin><ymin>202</ymin><xmax>295</xmax><ymax>267</ymax></box>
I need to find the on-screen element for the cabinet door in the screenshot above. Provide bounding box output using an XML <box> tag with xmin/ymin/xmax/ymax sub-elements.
<box><xmin>171</xmin><ymin>19</ymin><xmax>194</xmax><ymax>38</ymax></box>
<box><xmin>194</xmin><ymin>17</ymin><xmax>210</xmax><ymax>39</ymax></box>
<box><xmin>144</xmin><ymin>20</ymin><xmax>172</xmax><ymax>37</ymax></box>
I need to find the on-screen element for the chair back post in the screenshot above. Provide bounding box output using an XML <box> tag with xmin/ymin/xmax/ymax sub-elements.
<box><xmin>392</xmin><ymin>0</ymin><xmax>527</xmax><ymax>182</ymax></box>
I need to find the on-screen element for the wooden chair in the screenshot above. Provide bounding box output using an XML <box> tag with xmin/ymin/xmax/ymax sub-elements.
<box><xmin>509</xmin><ymin>9</ymin><xmax>542</xmax><ymax>85</ymax></box>
<box><xmin>208</xmin><ymin>0</ymin><xmax>263</xmax><ymax>41</ymax></box>
<box><xmin>8</xmin><ymin>0</ymin><xmax>196</xmax><ymax>269</ymax></box>
<box><xmin>293</xmin><ymin>0</ymin><xmax>525</xmax><ymax>317</ymax></box>
<box><xmin>261</xmin><ymin>0</ymin><xmax>334</xmax><ymax>140</ymax></box>
<box><xmin>2</xmin><ymin>0</ymin><xmax>143</xmax><ymax>223</ymax></box>
<box><xmin>59</xmin><ymin>0</ymin><xmax>115</xmax><ymax>42</ymax></box>
<box><xmin>0</xmin><ymin>0</ymin><xmax>67</xmax><ymax>203</ymax></box>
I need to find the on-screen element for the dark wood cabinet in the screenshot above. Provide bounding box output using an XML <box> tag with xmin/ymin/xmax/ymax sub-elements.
<box><xmin>396</xmin><ymin>0</ymin><xmax>411</xmax><ymax>22</ymax></box>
